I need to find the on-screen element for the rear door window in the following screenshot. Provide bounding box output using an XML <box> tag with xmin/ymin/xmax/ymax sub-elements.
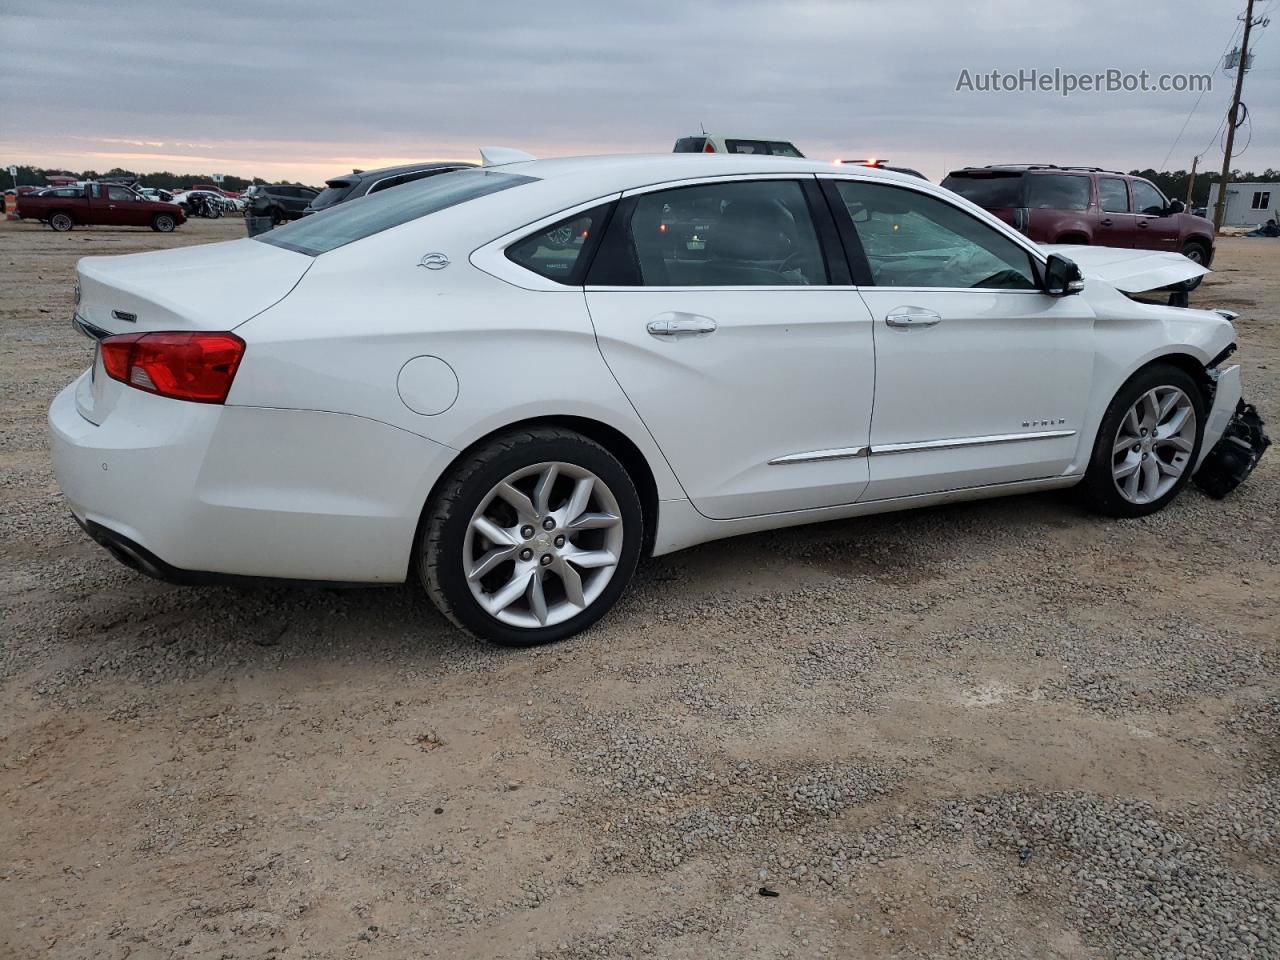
<box><xmin>613</xmin><ymin>179</ymin><xmax>828</xmax><ymax>287</ymax></box>
<box><xmin>1026</xmin><ymin>175</ymin><xmax>1091</xmax><ymax>211</ymax></box>
<box><xmin>1098</xmin><ymin>178</ymin><xmax>1130</xmax><ymax>213</ymax></box>
<box><xmin>256</xmin><ymin>169</ymin><xmax>536</xmax><ymax>256</ymax></box>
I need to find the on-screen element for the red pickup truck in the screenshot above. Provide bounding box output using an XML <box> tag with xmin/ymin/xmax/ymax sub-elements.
<box><xmin>17</xmin><ymin>183</ymin><xmax>186</xmax><ymax>233</ymax></box>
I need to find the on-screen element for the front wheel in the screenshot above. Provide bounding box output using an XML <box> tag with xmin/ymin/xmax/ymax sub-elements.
<box><xmin>1180</xmin><ymin>242</ymin><xmax>1208</xmax><ymax>291</ymax></box>
<box><xmin>1077</xmin><ymin>363</ymin><xmax>1205</xmax><ymax>518</ymax></box>
<box><xmin>419</xmin><ymin>427</ymin><xmax>643</xmax><ymax>646</ymax></box>
<box><xmin>151</xmin><ymin>213</ymin><xmax>176</xmax><ymax>233</ymax></box>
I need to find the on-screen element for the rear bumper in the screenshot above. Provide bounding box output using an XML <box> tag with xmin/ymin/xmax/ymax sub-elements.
<box><xmin>49</xmin><ymin>377</ymin><xmax>455</xmax><ymax>583</ymax></box>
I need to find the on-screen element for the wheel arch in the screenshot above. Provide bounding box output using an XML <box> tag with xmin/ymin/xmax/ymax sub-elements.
<box><xmin>408</xmin><ymin>414</ymin><xmax>662</xmax><ymax>580</ymax></box>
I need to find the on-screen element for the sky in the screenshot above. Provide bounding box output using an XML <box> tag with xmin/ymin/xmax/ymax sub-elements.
<box><xmin>2</xmin><ymin>0</ymin><xmax>1277</xmax><ymax>185</ymax></box>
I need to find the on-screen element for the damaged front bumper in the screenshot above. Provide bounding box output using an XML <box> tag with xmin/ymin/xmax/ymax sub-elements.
<box><xmin>1193</xmin><ymin>394</ymin><xmax>1271</xmax><ymax>499</ymax></box>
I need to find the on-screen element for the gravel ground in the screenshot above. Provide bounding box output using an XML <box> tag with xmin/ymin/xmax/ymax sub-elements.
<box><xmin>1</xmin><ymin>217</ymin><xmax>1277</xmax><ymax>960</ymax></box>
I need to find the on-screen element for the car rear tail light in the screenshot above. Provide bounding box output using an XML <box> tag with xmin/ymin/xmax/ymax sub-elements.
<box><xmin>703</xmin><ymin>142</ymin><xmax>716</xmax><ymax>153</ymax></box>
<box><xmin>100</xmin><ymin>331</ymin><xmax>245</xmax><ymax>404</ymax></box>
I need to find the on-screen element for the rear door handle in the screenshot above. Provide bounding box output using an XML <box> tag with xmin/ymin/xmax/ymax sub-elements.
<box><xmin>1100</xmin><ymin>218</ymin><xmax>1113</xmax><ymax>226</ymax></box>
<box><xmin>885</xmin><ymin>307</ymin><xmax>942</xmax><ymax>328</ymax></box>
<box><xmin>647</xmin><ymin>313</ymin><xmax>718</xmax><ymax>337</ymax></box>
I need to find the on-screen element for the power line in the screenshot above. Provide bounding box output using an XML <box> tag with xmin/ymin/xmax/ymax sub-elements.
<box><xmin>1160</xmin><ymin>19</ymin><xmax>1244</xmax><ymax>169</ymax></box>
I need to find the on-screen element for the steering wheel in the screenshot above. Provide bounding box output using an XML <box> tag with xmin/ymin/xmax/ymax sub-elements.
<box><xmin>778</xmin><ymin>249</ymin><xmax>815</xmax><ymax>279</ymax></box>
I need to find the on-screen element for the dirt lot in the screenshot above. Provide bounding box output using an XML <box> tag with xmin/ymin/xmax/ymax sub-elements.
<box><xmin>1</xmin><ymin>216</ymin><xmax>1277</xmax><ymax>960</ymax></box>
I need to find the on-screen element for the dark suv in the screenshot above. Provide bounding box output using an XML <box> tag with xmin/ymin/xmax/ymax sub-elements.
<box><xmin>941</xmin><ymin>165</ymin><xmax>1215</xmax><ymax>269</ymax></box>
<box><xmin>303</xmin><ymin>162</ymin><xmax>475</xmax><ymax>216</ymax></box>
<box><xmin>246</xmin><ymin>184</ymin><xmax>319</xmax><ymax>224</ymax></box>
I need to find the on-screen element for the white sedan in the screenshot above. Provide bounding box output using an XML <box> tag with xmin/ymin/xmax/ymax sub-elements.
<box><xmin>50</xmin><ymin>150</ymin><xmax>1266</xmax><ymax>645</ymax></box>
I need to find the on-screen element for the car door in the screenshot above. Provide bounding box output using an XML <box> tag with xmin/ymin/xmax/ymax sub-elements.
<box><xmin>104</xmin><ymin>185</ymin><xmax>150</xmax><ymax>226</ymax></box>
<box><xmin>1095</xmin><ymin>176</ymin><xmax>1137</xmax><ymax>247</ymax></box>
<box><xmin>821</xmin><ymin>176</ymin><xmax>1096</xmax><ymax>502</ymax></box>
<box><xmin>1132</xmin><ymin>179</ymin><xmax>1180</xmax><ymax>251</ymax></box>
<box><xmin>584</xmin><ymin>175</ymin><xmax>876</xmax><ymax>520</ymax></box>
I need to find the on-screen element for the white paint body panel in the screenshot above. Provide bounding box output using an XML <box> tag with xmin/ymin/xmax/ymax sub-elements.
<box><xmin>586</xmin><ymin>288</ymin><xmax>875</xmax><ymax>518</ymax></box>
<box><xmin>47</xmin><ymin>154</ymin><xmax>1250</xmax><ymax>582</ymax></box>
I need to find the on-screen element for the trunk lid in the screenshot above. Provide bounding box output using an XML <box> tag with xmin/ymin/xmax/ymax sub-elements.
<box><xmin>73</xmin><ymin>237</ymin><xmax>311</xmax><ymax>424</ymax></box>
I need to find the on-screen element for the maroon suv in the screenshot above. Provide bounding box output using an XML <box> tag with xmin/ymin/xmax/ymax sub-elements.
<box><xmin>941</xmin><ymin>165</ymin><xmax>1215</xmax><ymax>269</ymax></box>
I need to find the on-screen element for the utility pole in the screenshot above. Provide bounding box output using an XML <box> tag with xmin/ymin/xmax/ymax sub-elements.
<box><xmin>1213</xmin><ymin>0</ymin><xmax>1263</xmax><ymax>232</ymax></box>
<box><xmin>1186</xmin><ymin>155</ymin><xmax>1198</xmax><ymax>207</ymax></box>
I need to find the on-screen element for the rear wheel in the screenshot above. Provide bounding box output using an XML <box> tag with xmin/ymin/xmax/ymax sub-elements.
<box><xmin>151</xmin><ymin>213</ymin><xmax>176</xmax><ymax>233</ymax></box>
<box><xmin>419</xmin><ymin>427</ymin><xmax>643</xmax><ymax>646</ymax></box>
<box><xmin>270</xmin><ymin>207</ymin><xmax>286</xmax><ymax>226</ymax></box>
<box><xmin>1077</xmin><ymin>363</ymin><xmax>1205</xmax><ymax>518</ymax></box>
<box><xmin>49</xmin><ymin>212</ymin><xmax>74</xmax><ymax>232</ymax></box>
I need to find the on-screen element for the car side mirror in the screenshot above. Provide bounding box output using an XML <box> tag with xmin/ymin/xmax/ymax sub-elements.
<box><xmin>1167</xmin><ymin>199</ymin><xmax>1185</xmax><ymax>215</ymax></box>
<box><xmin>1044</xmin><ymin>253</ymin><xmax>1084</xmax><ymax>296</ymax></box>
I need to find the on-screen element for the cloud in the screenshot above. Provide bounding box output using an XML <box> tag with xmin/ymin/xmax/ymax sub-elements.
<box><xmin>1</xmin><ymin>0</ymin><xmax>1275</xmax><ymax>181</ymax></box>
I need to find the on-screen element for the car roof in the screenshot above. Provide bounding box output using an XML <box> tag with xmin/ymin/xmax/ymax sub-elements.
<box><xmin>490</xmin><ymin>153</ymin><xmax>922</xmax><ymax>192</ymax></box>
<box><xmin>949</xmin><ymin>164</ymin><xmax>1126</xmax><ymax>176</ymax></box>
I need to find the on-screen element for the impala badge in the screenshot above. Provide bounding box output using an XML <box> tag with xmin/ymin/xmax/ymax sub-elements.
<box><xmin>1022</xmin><ymin>418</ymin><xmax>1067</xmax><ymax>428</ymax></box>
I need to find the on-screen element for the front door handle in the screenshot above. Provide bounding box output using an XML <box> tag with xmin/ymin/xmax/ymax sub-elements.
<box><xmin>647</xmin><ymin>313</ymin><xmax>718</xmax><ymax>338</ymax></box>
<box><xmin>1100</xmin><ymin>217</ymin><xmax>1113</xmax><ymax>226</ymax></box>
<box><xmin>885</xmin><ymin>307</ymin><xmax>942</xmax><ymax>328</ymax></box>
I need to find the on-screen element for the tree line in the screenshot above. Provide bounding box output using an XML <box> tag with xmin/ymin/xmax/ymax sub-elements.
<box><xmin>1129</xmin><ymin>168</ymin><xmax>1279</xmax><ymax>207</ymax></box>
<box><xmin>2</xmin><ymin>165</ymin><xmax>320</xmax><ymax>192</ymax></box>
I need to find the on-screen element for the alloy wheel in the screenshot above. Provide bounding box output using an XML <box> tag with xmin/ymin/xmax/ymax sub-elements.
<box><xmin>1111</xmin><ymin>386</ymin><xmax>1197</xmax><ymax>504</ymax></box>
<box><xmin>463</xmin><ymin>461</ymin><xmax>624</xmax><ymax>629</ymax></box>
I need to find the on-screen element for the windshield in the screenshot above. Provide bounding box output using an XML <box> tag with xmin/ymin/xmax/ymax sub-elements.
<box><xmin>255</xmin><ymin>169</ymin><xmax>536</xmax><ymax>256</ymax></box>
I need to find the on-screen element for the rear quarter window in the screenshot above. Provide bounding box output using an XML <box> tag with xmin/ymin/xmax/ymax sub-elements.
<box><xmin>673</xmin><ymin>137</ymin><xmax>708</xmax><ymax>153</ymax></box>
<box><xmin>941</xmin><ymin>173</ymin><xmax>1024</xmax><ymax>208</ymax></box>
<box><xmin>506</xmin><ymin>204</ymin><xmax>611</xmax><ymax>284</ymax></box>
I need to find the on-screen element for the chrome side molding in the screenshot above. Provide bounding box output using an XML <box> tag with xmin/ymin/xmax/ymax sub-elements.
<box><xmin>769</xmin><ymin>446</ymin><xmax>867</xmax><ymax>466</ymax></box>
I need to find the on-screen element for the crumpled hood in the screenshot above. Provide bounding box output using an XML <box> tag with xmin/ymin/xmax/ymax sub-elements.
<box><xmin>76</xmin><ymin>237</ymin><xmax>312</xmax><ymax>335</ymax></box>
<box><xmin>1039</xmin><ymin>244</ymin><xmax>1208</xmax><ymax>294</ymax></box>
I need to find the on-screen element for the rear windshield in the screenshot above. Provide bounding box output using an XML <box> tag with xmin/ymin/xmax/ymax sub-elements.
<box><xmin>309</xmin><ymin>180</ymin><xmax>356</xmax><ymax>210</ymax></box>
<box><xmin>673</xmin><ymin>137</ymin><xmax>707</xmax><ymax>153</ymax></box>
<box><xmin>1026</xmin><ymin>174</ymin><xmax>1091</xmax><ymax>211</ymax></box>
<box><xmin>942</xmin><ymin>172</ymin><xmax>1024</xmax><ymax>208</ymax></box>
<box><xmin>256</xmin><ymin>169</ymin><xmax>536</xmax><ymax>256</ymax></box>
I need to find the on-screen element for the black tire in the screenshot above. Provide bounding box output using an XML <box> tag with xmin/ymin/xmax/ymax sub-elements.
<box><xmin>211</xmin><ymin>205</ymin><xmax>224</xmax><ymax>219</ymax></box>
<box><xmin>1180</xmin><ymin>241</ymin><xmax>1208</xmax><ymax>291</ymax></box>
<box><xmin>1077</xmin><ymin>363</ymin><xmax>1206</xmax><ymax>518</ymax></box>
<box><xmin>419</xmin><ymin>427</ymin><xmax>643</xmax><ymax>646</ymax></box>
<box><xmin>151</xmin><ymin>213</ymin><xmax>176</xmax><ymax>233</ymax></box>
<box><xmin>270</xmin><ymin>207</ymin><xmax>286</xmax><ymax>226</ymax></box>
<box><xmin>49</xmin><ymin>211</ymin><xmax>74</xmax><ymax>232</ymax></box>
